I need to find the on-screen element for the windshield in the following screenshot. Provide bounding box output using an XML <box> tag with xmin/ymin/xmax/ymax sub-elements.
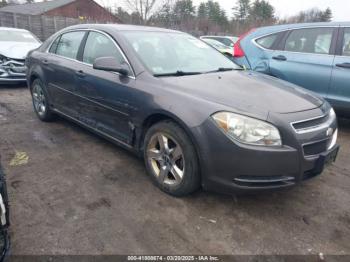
<box><xmin>0</xmin><ymin>30</ymin><xmax>39</xmax><ymax>43</ymax></box>
<box><xmin>123</xmin><ymin>31</ymin><xmax>239</xmax><ymax>76</ymax></box>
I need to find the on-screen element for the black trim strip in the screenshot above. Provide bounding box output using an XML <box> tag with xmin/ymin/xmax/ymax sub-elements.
<box><xmin>49</xmin><ymin>83</ymin><xmax>129</xmax><ymax>117</ymax></box>
<box><xmin>52</xmin><ymin>108</ymin><xmax>133</xmax><ymax>149</ymax></box>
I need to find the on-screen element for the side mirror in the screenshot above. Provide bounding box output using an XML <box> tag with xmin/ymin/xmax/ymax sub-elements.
<box><xmin>93</xmin><ymin>57</ymin><xmax>129</xmax><ymax>76</ymax></box>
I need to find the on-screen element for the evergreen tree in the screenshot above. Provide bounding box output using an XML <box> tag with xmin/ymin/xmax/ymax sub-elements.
<box><xmin>233</xmin><ymin>0</ymin><xmax>250</xmax><ymax>22</ymax></box>
<box><xmin>320</xmin><ymin>7</ymin><xmax>332</xmax><ymax>22</ymax></box>
<box><xmin>197</xmin><ymin>2</ymin><xmax>208</xmax><ymax>19</ymax></box>
<box><xmin>249</xmin><ymin>0</ymin><xmax>275</xmax><ymax>24</ymax></box>
<box><xmin>0</xmin><ymin>0</ymin><xmax>7</xmax><ymax>8</ymax></box>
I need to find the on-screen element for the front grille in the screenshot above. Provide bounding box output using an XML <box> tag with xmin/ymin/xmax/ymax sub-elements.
<box><xmin>233</xmin><ymin>175</ymin><xmax>295</xmax><ymax>187</ymax></box>
<box><xmin>0</xmin><ymin>59</ymin><xmax>26</xmax><ymax>77</ymax></box>
<box><xmin>291</xmin><ymin>113</ymin><xmax>331</xmax><ymax>134</ymax></box>
<box><xmin>303</xmin><ymin>139</ymin><xmax>330</xmax><ymax>156</ymax></box>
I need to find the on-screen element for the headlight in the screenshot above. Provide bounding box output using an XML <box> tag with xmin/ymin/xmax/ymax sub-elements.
<box><xmin>329</xmin><ymin>107</ymin><xmax>336</xmax><ymax>119</ymax></box>
<box><xmin>212</xmin><ymin>112</ymin><xmax>282</xmax><ymax>146</ymax></box>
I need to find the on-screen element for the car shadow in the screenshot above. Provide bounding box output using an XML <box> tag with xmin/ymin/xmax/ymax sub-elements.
<box><xmin>338</xmin><ymin>117</ymin><xmax>350</xmax><ymax>131</ymax></box>
<box><xmin>0</xmin><ymin>83</ymin><xmax>27</xmax><ymax>90</ymax></box>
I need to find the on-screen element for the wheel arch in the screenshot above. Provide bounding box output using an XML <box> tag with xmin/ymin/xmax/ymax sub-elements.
<box><xmin>28</xmin><ymin>65</ymin><xmax>46</xmax><ymax>91</ymax></box>
<box><xmin>138</xmin><ymin>111</ymin><xmax>203</xmax><ymax>180</ymax></box>
<box><xmin>28</xmin><ymin>73</ymin><xmax>40</xmax><ymax>90</ymax></box>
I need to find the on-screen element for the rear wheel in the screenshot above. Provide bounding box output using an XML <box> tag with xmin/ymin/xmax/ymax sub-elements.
<box><xmin>144</xmin><ymin>121</ymin><xmax>200</xmax><ymax>196</ymax></box>
<box><xmin>31</xmin><ymin>79</ymin><xmax>55</xmax><ymax>122</ymax></box>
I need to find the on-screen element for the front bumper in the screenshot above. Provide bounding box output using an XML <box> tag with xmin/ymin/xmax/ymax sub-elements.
<box><xmin>193</xmin><ymin>105</ymin><xmax>339</xmax><ymax>194</ymax></box>
<box><xmin>0</xmin><ymin>59</ymin><xmax>27</xmax><ymax>83</ymax></box>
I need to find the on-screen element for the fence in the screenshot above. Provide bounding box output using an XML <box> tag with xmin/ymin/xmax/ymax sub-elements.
<box><xmin>0</xmin><ymin>11</ymin><xmax>99</xmax><ymax>41</ymax></box>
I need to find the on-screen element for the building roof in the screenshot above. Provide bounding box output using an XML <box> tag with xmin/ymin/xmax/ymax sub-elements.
<box><xmin>0</xmin><ymin>0</ymin><xmax>76</xmax><ymax>15</ymax></box>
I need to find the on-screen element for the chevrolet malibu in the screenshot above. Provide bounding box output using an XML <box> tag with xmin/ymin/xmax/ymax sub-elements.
<box><xmin>26</xmin><ymin>24</ymin><xmax>339</xmax><ymax>196</ymax></box>
<box><xmin>0</xmin><ymin>27</ymin><xmax>41</xmax><ymax>83</ymax></box>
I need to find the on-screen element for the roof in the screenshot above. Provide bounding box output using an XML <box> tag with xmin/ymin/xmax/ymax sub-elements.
<box><xmin>242</xmin><ymin>21</ymin><xmax>350</xmax><ymax>38</ymax></box>
<box><xmin>257</xmin><ymin>21</ymin><xmax>350</xmax><ymax>32</ymax></box>
<box><xmin>0</xmin><ymin>0</ymin><xmax>75</xmax><ymax>15</ymax></box>
<box><xmin>201</xmin><ymin>36</ymin><xmax>238</xmax><ymax>39</ymax></box>
<box><xmin>65</xmin><ymin>24</ymin><xmax>182</xmax><ymax>33</ymax></box>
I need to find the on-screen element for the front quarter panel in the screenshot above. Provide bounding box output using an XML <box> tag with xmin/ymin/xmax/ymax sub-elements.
<box><xmin>26</xmin><ymin>50</ymin><xmax>47</xmax><ymax>88</ymax></box>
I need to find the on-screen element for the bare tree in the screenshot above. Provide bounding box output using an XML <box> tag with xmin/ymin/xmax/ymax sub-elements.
<box><xmin>124</xmin><ymin>0</ymin><xmax>167</xmax><ymax>24</ymax></box>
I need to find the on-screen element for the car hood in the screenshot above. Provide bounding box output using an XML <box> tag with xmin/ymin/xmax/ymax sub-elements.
<box><xmin>0</xmin><ymin>41</ymin><xmax>41</xmax><ymax>60</ymax></box>
<box><xmin>159</xmin><ymin>70</ymin><xmax>323</xmax><ymax>117</ymax></box>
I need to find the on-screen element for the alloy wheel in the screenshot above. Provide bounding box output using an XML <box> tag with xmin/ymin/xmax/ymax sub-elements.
<box><xmin>32</xmin><ymin>83</ymin><xmax>46</xmax><ymax>116</ymax></box>
<box><xmin>147</xmin><ymin>132</ymin><xmax>185</xmax><ymax>187</ymax></box>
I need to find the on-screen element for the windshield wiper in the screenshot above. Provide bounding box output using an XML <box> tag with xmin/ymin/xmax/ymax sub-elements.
<box><xmin>154</xmin><ymin>70</ymin><xmax>203</xmax><ymax>77</ymax></box>
<box><xmin>206</xmin><ymin>67</ymin><xmax>238</xmax><ymax>73</ymax></box>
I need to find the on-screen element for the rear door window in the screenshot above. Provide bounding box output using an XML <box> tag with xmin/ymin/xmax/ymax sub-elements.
<box><xmin>341</xmin><ymin>28</ymin><xmax>350</xmax><ymax>56</ymax></box>
<box><xmin>256</xmin><ymin>33</ymin><xmax>279</xmax><ymax>49</ymax></box>
<box><xmin>284</xmin><ymin>28</ymin><xmax>334</xmax><ymax>54</ymax></box>
<box><xmin>55</xmin><ymin>31</ymin><xmax>85</xmax><ymax>60</ymax></box>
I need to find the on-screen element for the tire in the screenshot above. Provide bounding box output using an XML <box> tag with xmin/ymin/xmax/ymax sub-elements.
<box><xmin>30</xmin><ymin>78</ymin><xmax>55</xmax><ymax>122</ymax></box>
<box><xmin>143</xmin><ymin>120</ymin><xmax>200</xmax><ymax>196</ymax></box>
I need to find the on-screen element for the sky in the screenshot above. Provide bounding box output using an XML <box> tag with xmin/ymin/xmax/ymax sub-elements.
<box><xmin>95</xmin><ymin>0</ymin><xmax>349</xmax><ymax>21</ymax></box>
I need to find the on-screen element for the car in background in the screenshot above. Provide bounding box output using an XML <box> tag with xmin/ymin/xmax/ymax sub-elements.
<box><xmin>200</xmin><ymin>35</ymin><xmax>238</xmax><ymax>48</ymax></box>
<box><xmin>26</xmin><ymin>24</ymin><xmax>339</xmax><ymax>196</ymax></box>
<box><xmin>232</xmin><ymin>22</ymin><xmax>350</xmax><ymax>115</ymax></box>
<box><xmin>0</xmin><ymin>27</ymin><xmax>41</xmax><ymax>84</ymax></box>
<box><xmin>202</xmin><ymin>38</ymin><xmax>233</xmax><ymax>58</ymax></box>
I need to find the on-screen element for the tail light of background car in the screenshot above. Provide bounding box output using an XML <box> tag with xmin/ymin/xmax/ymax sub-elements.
<box><xmin>234</xmin><ymin>28</ymin><xmax>256</xmax><ymax>58</ymax></box>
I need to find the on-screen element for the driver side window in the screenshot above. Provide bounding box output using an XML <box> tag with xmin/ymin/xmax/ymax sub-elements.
<box><xmin>83</xmin><ymin>31</ymin><xmax>125</xmax><ymax>65</ymax></box>
<box><xmin>342</xmin><ymin>28</ymin><xmax>350</xmax><ymax>57</ymax></box>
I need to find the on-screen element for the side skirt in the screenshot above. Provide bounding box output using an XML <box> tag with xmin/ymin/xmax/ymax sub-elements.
<box><xmin>52</xmin><ymin>108</ymin><xmax>137</xmax><ymax>153</ymax></box>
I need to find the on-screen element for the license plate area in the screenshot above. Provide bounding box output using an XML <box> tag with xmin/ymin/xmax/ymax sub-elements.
<box><xmin>315</xmin><ymin>145</ymin><xmax>339</xmax><ymax>172</ymax></box>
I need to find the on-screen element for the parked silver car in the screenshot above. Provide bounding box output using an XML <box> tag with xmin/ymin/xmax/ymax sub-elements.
<box><xmin>200</xmin><ymin>35</ymin><xmax>238</xmax><ymax>47</ymax></box>
<box><xmin>0</xmin><ymin>27</ymin><xmax>41</xmax><ymax>84</ymax></box>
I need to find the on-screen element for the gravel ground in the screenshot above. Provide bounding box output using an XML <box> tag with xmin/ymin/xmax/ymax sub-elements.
<box><xmin>0</xmin><ymin>85</ymin><xmax>349</xmax><ymax>255</ymax></box>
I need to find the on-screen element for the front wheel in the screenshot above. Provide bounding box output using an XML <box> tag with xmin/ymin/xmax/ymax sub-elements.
<box><xmin>31</xmin><ymin>79</ymin><xmax>55</xmax><ymax>122</ymax></box>
<box><xmin>143</xmin><ymin>121</ymin><xmax>200</xmax><ymax>196</ymax></box>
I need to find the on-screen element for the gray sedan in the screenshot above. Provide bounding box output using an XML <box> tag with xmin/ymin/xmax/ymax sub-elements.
<box><xmin>26</xmin><ymin>24</ymin><xmax>339</xmax><ymax>196</ymax></box>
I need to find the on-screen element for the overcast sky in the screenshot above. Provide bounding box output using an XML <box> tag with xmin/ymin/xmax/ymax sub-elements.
<box><xmin>214</xmin><ymin>0</ymin><xmax>348</xmax><ymax>21</ymax></box>
<box><xmin>95</xmin><ymin>0</ymin><xmax>348</xmax><ymax>21</ymax></box>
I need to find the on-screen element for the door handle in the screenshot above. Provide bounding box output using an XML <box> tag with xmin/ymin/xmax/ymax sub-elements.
<box><xmin>75</xmin><ymin>70</ymin><xmax>86</xmax><ymax>77</ymax></box>
<box><xmin>336</xmin><ymin>63</ymin><xmax>350</xmax><ymax>69</ymax></box>
<box><xmin>272</xmin><ymin>55</ymin><xmax>287</xmax><ymax>61</ymax></box>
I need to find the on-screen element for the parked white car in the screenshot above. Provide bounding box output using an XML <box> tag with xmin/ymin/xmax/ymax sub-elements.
<box><xmin>200</xmin><ymin>35</ymin><xmax>238</xmax><ymax>48</ymax></box>
<box><xmin>0</xmin><ymin>27</ymin><xmax>41</xmax><ymax>84</ymax></box>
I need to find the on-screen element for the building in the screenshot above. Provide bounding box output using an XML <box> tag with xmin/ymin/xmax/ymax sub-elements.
<box><xmin>0</xmin><ymin>0</ymin><xmax>120</xmax><ymax>23</ymax></box>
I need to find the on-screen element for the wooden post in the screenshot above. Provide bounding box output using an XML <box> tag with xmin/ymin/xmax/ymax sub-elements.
<box><xmin>53</xmin><ymin>16</ymin><xmax>57</xmax><ymax>32</ymax></box>
<box><xmin>13</xmin><ymin>13</ymin><xmax>17</xmax><ymax>28</ymax></box>
<box><xmin>28</xmin><ymin>15</ymin><xmax>32</xmax><ymax>32</ymax></box>
<box><xmin>41</xmin><ymin>16</ymin><xmax>45</xmax><ymax>41</ymax></box>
